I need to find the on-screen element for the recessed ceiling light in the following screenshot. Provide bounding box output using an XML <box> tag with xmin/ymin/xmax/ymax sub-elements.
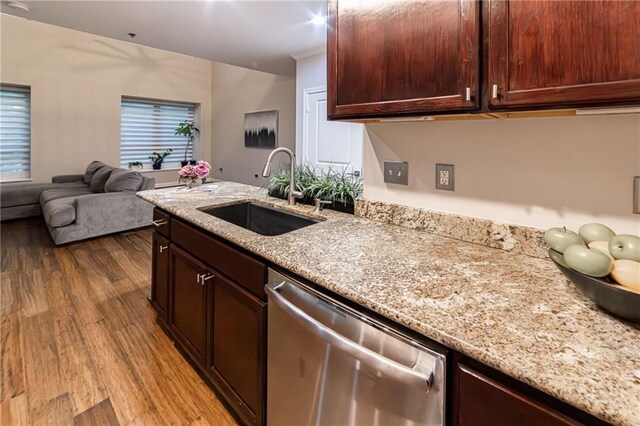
<box><xmin>310</xmin><ymin>15</ymin><xmax>326</xmax><ymax>26</ymax></box>
<box><xmin>7</xmin><ymin>1</ymin><xmax>30</xmax><ymax>12</ymax></box>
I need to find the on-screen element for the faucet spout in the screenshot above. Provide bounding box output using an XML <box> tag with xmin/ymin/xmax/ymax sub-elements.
<box><xmin>261</xmin><ymin>147</ymin><xmax>302</xmax><ymax>205</ymax></box>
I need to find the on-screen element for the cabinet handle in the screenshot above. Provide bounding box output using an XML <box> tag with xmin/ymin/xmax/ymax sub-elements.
<box><xmin>197</xmin><ymin>273</ymin><xmax>204</xmax><ymax>285</ymax></box>
<box><xmin>465</xmin><ymin>87</ymin><xmax>471</xmax><ymax>102</ymax></box>
<box><xmin>159</xmin><ymin>245</ymin><xmax>168</xmax><ymax>253</ymax></box>
<box><xmin>202</xmin><ymin>273</ymin><xmax>215</xmax><ymax>283</ymax></box>
<box><xmin>152</xmin><ymin>219</ymin><xmax>168</xmax><ymax>227</ymax></box>
<box><xmin>491</xmin><ymin>84</ymin><xmax>499</xmax><ymax>99</ymax></box>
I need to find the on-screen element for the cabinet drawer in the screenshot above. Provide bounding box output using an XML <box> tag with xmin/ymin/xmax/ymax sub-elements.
<box><xmin>454</xmin><ymin>364</ymin><xmax>577</xmax><ymax>426</ymax></box>
<box><xmin>171</xmin><ymin>219</ymin><xmax>267</xmax><ymax>299</ymax></box>
<box><xmin>152</xmin><ymin>208</ymin><xmax>171</xmax><ymax>238</ymax></box>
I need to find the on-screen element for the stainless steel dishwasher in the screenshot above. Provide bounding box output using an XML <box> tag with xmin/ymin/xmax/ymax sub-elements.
<box><xmin>266</xmin><ymin>269</ymin><xmax>447</xmax><ymax>426</ymax></box>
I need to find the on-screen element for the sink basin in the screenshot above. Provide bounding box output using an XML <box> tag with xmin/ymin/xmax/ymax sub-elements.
<box><xmin>199</xmin><ymin>202</ymin><xmax>319</xmax><ymax>236</ymax></box>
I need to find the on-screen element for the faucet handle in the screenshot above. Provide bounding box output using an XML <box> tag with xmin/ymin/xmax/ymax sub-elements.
<box><xmin>314</xmin><ymin>198</ymin><xmax>332</xmax><ymax>213</ymax></box>
<box><xmin>291</xmin><ymin>190</ymin><xmax>304</xmax><ymax>199</ymax></box>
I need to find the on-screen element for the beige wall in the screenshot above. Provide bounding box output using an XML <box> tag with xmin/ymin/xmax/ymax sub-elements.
<box><xmin>0</xmin><ymin>14</ymin><xmax>212</xmax><ymax>185</ymax></box>
<box><xmin>211</xmin><ymin>62</ymin><xmax>295</xmax><ymax>186</ymax></box>
<box><xmin>364</xmin><ymin>115</ymin><xmax>640</xmax><ymax>234</ymax></box>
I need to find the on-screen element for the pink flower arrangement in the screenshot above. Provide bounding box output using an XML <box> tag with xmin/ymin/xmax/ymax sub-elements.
<box><xmin>179</xmin><ymin>161</ymin><xmax>211</xmax><ymax>188</ymax></box>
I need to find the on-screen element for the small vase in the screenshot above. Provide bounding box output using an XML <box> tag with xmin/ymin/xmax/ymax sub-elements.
<box><xmin>152</xmin><ymin>163</ymin><xmax>161</xmax><ymax>170</ymax></box>
<box><xmin>180</xmin><ymin>177</ymin><xmax>202</xmax><ymax>189</ymax></box>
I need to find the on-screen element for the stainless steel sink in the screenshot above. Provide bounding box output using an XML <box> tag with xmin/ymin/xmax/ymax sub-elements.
<box><xmin>199</xmin><ymin>202</ymin><xmax>319</xmax><ymax>236</ymax></box>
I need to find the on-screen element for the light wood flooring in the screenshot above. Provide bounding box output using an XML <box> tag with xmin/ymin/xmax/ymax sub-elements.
<box><xmin>0</xmin><ymin>218</ymin><xmax>236</xmax><ymax>425</ymax></box>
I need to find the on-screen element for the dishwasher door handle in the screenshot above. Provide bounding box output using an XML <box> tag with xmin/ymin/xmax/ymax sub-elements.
<box><xmin>266</xmin><ymin>282</ymin><xmax>434</xmax><ymax>393</ymax></box>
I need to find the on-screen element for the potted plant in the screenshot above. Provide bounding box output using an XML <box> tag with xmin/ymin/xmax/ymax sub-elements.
<box><xmin>127</xmin><ymin>161</ymin><xmax>143</xmax><ymax>171</ymax></box>
<box><xmin>148</xmin><ymin>149</ymin><xmax>172</xmax><ymax>170</ymax></box>
<box><xmin>175</xmin><ymin>120</ymin><xmax>199</xmax><ymax>167</ymax></box>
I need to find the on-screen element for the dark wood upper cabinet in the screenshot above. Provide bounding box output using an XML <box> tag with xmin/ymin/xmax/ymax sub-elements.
<box><xmin>487</xmin><ymin>0</ymin><xmax>640</xmax><ymax>108</ymax></box>
<box><xmin>328</xmin><ymin>0</ymin><xmax>480</xmax><ymax>119</ymax></box>
<box><xmin>150</xmin><ymin>232</ymin><xmax>170</xmax><ymax>322</ymax></box>
<box><xmin>209</xmin><ymin>275</ymin><xmax>266</xmax><ymax>426</ymax></box>
<box><xmin>169</xmin><ymin>246</ymin><xmax>210</xmax><ymax>366</ymax></box>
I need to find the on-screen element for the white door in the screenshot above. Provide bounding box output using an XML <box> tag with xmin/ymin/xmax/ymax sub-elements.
<box><xmin>303</xmin><ymin>89</ymin><xmax>363</xmax><ymax>177</ymax></box>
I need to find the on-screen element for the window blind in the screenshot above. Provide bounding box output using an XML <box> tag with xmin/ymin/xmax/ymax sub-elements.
<box><xmin>121</xmin><ymin>98</ymin><xmax>195</xmax><ymax>168</ymax></box>
<box><xmin>0</xmin><ymin>84</ymin><xmax>31</xmax><ymax>181</ymax></box>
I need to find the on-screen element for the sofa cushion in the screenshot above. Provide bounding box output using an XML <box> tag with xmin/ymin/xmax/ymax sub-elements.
<box><xmin>1</xmin><ymin>181</ymin><xmax>89</xmax><ymax>208</ymax></box>
<box><xmin>84</xmin><ymin>161</ymin><xmax>107</xmax><ymax>184</ymax></box>
<box><xmin>40</xmin><ymin>188</ymin><xmax>93</xmax><ymax>206</ymax></box>
<box><xmin>105</xmin><ymin>169</ymin><xmax>143</xmax><ymax>192</ymax></box>
<box><xmin>89</xmin><ymin>166</ymin><xmax>115</xmax><ymax>193</ymax></box>
<box><xmin>42</xmin><ymin>197</ymin><xmax>76</xmax><ymax>228</ymax></box>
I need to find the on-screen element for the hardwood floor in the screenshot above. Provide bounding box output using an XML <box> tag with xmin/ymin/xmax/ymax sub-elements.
<box><xmin>0</xmin><ymin>218</ymin><xmax>237</xmax><ymax>425</ymax></box>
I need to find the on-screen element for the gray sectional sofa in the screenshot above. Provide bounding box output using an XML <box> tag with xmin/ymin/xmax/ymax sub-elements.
<box><xmin>1</xmin><ymin>161</ymin><xmax>155</xmax><ymax>245</ymax></box>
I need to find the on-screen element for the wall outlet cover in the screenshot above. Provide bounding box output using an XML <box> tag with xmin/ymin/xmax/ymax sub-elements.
<box><xmin>384</xmin><ymin>161</ymin><xmax>409</xmax><ymax>185</ymax></box>
<box><xmin>436</xmin><ymin>164</ymin><xmax>455</xmax><ymax>191</ymax></box>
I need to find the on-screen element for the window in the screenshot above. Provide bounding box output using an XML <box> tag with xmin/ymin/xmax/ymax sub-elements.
<box><xmin>0</xmin><ymin>84</ymin><xmax>31</xmax><ymax>181</ymax></box>
<box><xmin>120</xmin><ymin>98</ymin><xmax>196</xmax><ymax>169</ymax></box>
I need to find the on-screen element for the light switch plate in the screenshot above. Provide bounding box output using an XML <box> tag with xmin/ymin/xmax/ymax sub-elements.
<box><xmin>384</xmin><ymin>161</ymin><xmax>408</xmax><ymax>185</ymax></box>
<box><xmin>436</xmin><ymin>164</ymin><xmax>455</xmax><ymax>191</ymax></box>
<box><xmin>634</xmin><ymin>176</ymin><xmax>640</xmax><ymax>214</ymax></box>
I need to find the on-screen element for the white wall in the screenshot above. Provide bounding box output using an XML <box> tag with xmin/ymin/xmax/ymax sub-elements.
<box><xmin>364</xmin><ymin>115</ymin><xmax>640</xmax><ymax>234</ymax></box>
<box><xmin>0</xmin><ymin>14</ymin><xmax>213</xmax><ymax>186</ymax></box>
<box><xmin>295</xmin><ymin>52</ymin><xmax>327</xmax><ymax>159</ymax></box>
<box><xmin>211</xmin><ymin>62</ymin><xmax>296</xmax><ymax>186</ymax></box>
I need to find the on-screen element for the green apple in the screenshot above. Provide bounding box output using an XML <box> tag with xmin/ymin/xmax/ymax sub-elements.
<box><xmin>578</xmin><ymin>223</ymin><xmax>616</xmax><ymax>244</ymax></box>
<box><xmin>563</xmin><ymin>244</ymin><xmax>613</xmax><ymax>278</ymax></box>
<box><xmin>587</xmin><ymin>241</ymin><xmax>615</xmax><ymax>261</ymax></box>
<box><xmin>608</xmin><ymin>235</ymin><xmax>640</xmax><ymax>262</ymax></box>
<box><xmin>545</xmin><ymin>227</ymin><xmax>584</xmax><ymax>253</ymax></box>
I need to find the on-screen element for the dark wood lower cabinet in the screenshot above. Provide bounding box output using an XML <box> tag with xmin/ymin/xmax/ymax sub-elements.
<box><xmin>454</xmin><ymin>363</ymin><xmax>578</xmax><ymax>426</ymax></box>
<box><xmin>150</xmin><ymin>232</ymin><xmax>170</xmax><ymax>322</ymax></box>
<box><xmin>169</xmin><ymin>246</ymin><xmax>210</xmax><ymax>366</ymax></box>
<box><xmin>208</xmin><ymin>275</ymin><xmax>266</xmax><ymax>426</ymax></box>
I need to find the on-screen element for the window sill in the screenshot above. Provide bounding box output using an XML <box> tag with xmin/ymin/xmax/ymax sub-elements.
<box><xmin>1</xmin><ymin>178</ymin><xmax>33</xmax><ymax>184</ymax></box>
<box><xmin>137</xmin><ymin>167</ymin><xmax>181</xmax><ymax>173</ymax></box>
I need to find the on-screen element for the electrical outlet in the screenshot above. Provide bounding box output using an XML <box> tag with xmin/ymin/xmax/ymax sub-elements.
<box><xmin>436</xmin><ymin>164</ymin><xmax>455</xmax><ymax>191</ymax></box>
<box><xmin>384</xmin><ymin>161</ymin><xmax>408</xmax><ymax>185</ymax></box>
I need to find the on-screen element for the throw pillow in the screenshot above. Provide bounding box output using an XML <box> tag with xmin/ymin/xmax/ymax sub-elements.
<box><xmin>89</xmin><ymin>166</ymin><xmax>115</xmax><ymax>193</ymax></box>
<box><xmin>105</xmin><ymin>169</ymin><xmax>143</xmax><ymax>193</ymax></box>
<box><xmin>83</xmin><ymin>161</ymin><xmax>107</xmax><ymax>184</ymax></box>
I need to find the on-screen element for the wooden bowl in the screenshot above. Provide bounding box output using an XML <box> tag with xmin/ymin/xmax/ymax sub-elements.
<box><xmin>549</xmin><ymin>249</ymin><xmax>640</xmax><ymax>323</ymax></box>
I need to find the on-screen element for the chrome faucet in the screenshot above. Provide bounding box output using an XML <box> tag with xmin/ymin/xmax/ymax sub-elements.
<box><xmin>261</xmin><ymin>147</ymin><xmax>303</xmax><ymax>205</ymax></box>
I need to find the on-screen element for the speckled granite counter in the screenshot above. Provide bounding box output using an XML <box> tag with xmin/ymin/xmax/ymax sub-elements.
<box><xmin>138</xmin><ymin>182</ymin><xmax>640</xmax><ymax>426</ymax></box>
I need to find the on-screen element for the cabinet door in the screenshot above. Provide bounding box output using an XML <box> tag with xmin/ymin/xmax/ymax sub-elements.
<box><xmin>487</xmin><ymin>0</ymin><xmax>640</xmax><ymax>108</ymax></box>
<box><xmin>328</xmin><ymin>0</ymin><xmax>479</xmax><ymax>119</ymax></box>
<box><xmin>169</xmin><ymin>246</ymin><xmax>210</xmax><ymax>365</ymax></box>
<box><xmin>209</xmin><ymin>275</ymin><xmax>266</xmax><ymax>426</ymax></box>
<box><xmin>454</xmin><ymin>364</ymin><xmax>577</xmax><ymax>426</ymax></box>
<box><xmin>150</xmin><ymin>232</ymin><xmax>170</xmax><ymax>322</ymax></box>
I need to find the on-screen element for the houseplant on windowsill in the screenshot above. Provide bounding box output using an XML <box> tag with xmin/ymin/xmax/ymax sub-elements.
<box><xmin>178</xmin><ymin>160</ymin><xmax>211</xmax><ymax>189</ymax></box>
<box><xmin>148</xmin><ymin>149</ymin><xmax>172</xmax><ymax>170</ymax></box>
<box><xmin>175</xmin><ymin>120</ymin><xmax>199</xmax><ymax>167</ymax></box>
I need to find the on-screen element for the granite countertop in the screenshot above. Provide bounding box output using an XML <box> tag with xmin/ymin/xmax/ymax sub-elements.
<box><xmin>138</xmin><ymin>182</ymin><xmax>640</xmax><ymax>426</ymax></box>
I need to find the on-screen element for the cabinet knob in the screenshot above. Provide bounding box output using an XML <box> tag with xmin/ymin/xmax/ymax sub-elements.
<box><xmin>465</xmin><ymin>87</ymin><xmax>471</xmax><ymax>102</ymax></box>
<box><xmin>491</xmin><ymin>84</ymin><xmax>499</xmax><ymax>99</ymax></box>
<box><xmin>159</xmin><ymin>245</ymin><xmax>168</xmax><ymax>253</ymax></box>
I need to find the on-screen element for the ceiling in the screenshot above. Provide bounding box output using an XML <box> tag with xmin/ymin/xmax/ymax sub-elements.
<box><xmin>0</xmin><ymin>0</ymin><xmax>328</xmax><ymax>77</ymax></box>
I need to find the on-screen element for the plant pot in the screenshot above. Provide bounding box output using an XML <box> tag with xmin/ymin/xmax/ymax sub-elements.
<box><xmin>152</xmin><ymin>164</ymin><xmax>162</xmax><ymax>170</ymax></box>
<box><xmin>181</xmin><ymin>160</ymin><xmax>197</xmax><ymax>167</ymax></box>
<box><xmin>327</xmin><ymin>201</ymin><xmax>355</xmax><ymax>215</ymax></box>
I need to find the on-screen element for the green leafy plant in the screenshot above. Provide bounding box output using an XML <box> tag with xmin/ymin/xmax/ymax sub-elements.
<box><xmin>148</xmin><ymin>149</ymin><xmax>172</xmax><ymax>165</ymax></box>
<box><xmin>266</xmin><ymin>162</ymin><xmax>363</xmax><ymax>210</ymax></box>
<box><xmin>174</xmin><ymin>120</ymin><xmax>199</xmax><ymax>162</ymax></box>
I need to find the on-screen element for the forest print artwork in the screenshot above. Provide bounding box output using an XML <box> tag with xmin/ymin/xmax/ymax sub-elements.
<box><xmin>244</xmin><ymin>110</ymin><xmax>278</xmax><ymax>148</ymax></box>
